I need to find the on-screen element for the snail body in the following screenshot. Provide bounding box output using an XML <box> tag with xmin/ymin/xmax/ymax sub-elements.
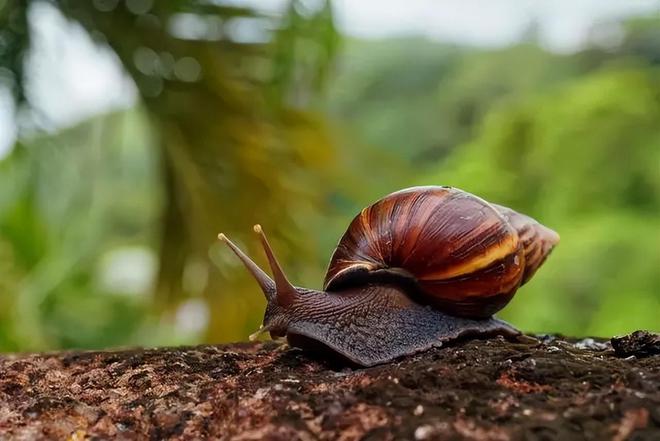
<box><xmin>219</xmin><ymin>186</ymin><xmax>559</xmax><ymax>367</ymax></box>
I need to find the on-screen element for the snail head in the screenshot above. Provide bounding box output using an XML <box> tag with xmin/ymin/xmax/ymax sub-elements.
<box><xmin>218</xmin><ymin>225</ymin><xmax>300</xmax><ymax>340</ymax></box>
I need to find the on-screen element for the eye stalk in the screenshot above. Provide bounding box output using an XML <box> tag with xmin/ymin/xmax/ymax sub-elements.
<box><xmin>252</xmin><ymin>224</ymin><xmax>297</xmax><ymax>307</ymax></box>
<box><xmin>218</xmin><ymin>225</ymin><xmax>298</xmax><ymax>307</ymax></box>
<box><xmin>217</xmin><ymin>232</ymin><xmax>275</xmax><ymax>300</ymax></box>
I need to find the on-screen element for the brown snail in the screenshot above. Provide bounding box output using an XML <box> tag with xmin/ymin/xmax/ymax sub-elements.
<box><xmin>218</xmin><ymin>186</ymin><xmax>559</xmax><ymax>367</ymax></box>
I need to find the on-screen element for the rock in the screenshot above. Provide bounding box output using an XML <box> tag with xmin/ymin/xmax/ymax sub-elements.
<box><xmin>611</xmin><ymin>330</ymin><xmax>660</xmax><ymax>358</ymax></box>
<box><xmin>0</xmin><ymin>333</ymin><xmax>659</xmax><ymax>440</ymax></box>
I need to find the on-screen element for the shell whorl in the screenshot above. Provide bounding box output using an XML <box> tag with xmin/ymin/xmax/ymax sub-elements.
<box><xmin>323</xmin><ymin>186</ymin><xmax>558</xmax><ymax>318</ymax></box>
<box><xmin>491</xmin><ymin>204</ymin><xmax>560</xmax><ymax>285</ymax></box>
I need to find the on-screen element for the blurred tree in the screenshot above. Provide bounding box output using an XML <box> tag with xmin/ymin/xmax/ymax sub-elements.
<box><xmin>0</xmin><ymin>0</ymin><xmax>350</xmax><ymax>348</ymax></box>
<box><xmin>589</xmin><ymin>16</ymin><xmax>660</xmax><ymax>66</ymax></box>
<box><xmin>327</xmin><ymin>38</ymin><xmax>462</xmax><ymax>161</ymax></box>
<box><xmin>428</xmin><ymin>68</ymin><xmax>660</xmax><ymax>335</ymax></box>
<box><xmin>328</xmin><ymin>39</ymin><xmax>585</xmax><ymax>164</ymax></box>
<box><xmin>0</xmin><ymin>110</ymin><xmax>159</xmax><ymax>349</ymax></box>
<box><xmin>0</xmin><ymin>0</ymin><xmax>29</xmax><ymax>102</ymax></box>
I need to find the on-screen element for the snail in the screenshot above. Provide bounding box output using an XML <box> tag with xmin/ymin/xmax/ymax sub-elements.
<box><xmin>218</xmin><ymin>186</ymin><xmax>559</xmax><ymax>367</ymax></box>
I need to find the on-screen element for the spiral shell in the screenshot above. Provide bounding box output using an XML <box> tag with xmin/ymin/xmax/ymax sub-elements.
<box><xmin>323</xmin><ymin>186</ymin><xmax>559</xmax><ymax>318</ymax></box>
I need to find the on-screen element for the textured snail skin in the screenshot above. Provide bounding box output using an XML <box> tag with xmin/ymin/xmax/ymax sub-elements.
<box><xmin>277</xmin><ymin>284</ymin><xmax>519</xmax><ymax>367</ymax></box>
<box><xmin>219</xmin><ymin>186</ymin><xmax>558</xmax><ymax>367</ymax></box>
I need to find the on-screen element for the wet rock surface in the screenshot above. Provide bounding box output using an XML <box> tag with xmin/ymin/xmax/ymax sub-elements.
<box><xmin>612</xmin><ymin>331</ymin><xmax>660</xmax><ymax>359</ymax></box>
<box><xmin>0</xmin><ymin>332</ymin><xmax>658</xmax><ymax>440</ymax></box>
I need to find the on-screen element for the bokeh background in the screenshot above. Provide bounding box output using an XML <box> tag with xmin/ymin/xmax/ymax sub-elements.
<box><xmin>0</xmin><ymin>0</ymin><xmax>658</xmax><ymax>352</ymax></box>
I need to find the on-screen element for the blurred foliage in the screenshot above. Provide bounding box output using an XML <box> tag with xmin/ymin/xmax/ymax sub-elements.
<box><xmin>54</xmin><ymin>0</ymin><xmax>354</xmax><ymax>345</ymax></box>
<box><xmin>429</xmin><ymin>68</ymin><xmax>660</xmax><ymax>335</ymax></box>
<box><xmin>328</xmin><ymin>39</ymin><xmax>585</xmax><ymax>163</ymax></box>
<box><xmin>0</xmin><ymin>0</ymin><xmax>376</xmax><ymax>350</ymax></box>
<box><xmin>0</xmin><ymin>0</ymin><xmax>30</xmax><ymax>101</ymax></box>
<box><xmin>0</xmin><ymin>111</ymin><xmax>160</xmax><ymax>349</ymax></box>
<box><xmin>0</xmin><ymin>3</ymin><xmax>658</xmax><ymax>351</ymax></box>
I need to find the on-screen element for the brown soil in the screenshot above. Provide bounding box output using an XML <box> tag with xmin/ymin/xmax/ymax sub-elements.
<box><xmin>0</xmin><ymin>332</ymin><xmax>658</xmax><ymax>440</ymax></box>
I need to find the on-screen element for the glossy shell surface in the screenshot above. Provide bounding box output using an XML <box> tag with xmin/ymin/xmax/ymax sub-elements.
<box><xmin>324</xmin><ymin>186</ymin><xmax>558</xmax><ymax>318</ymax></box>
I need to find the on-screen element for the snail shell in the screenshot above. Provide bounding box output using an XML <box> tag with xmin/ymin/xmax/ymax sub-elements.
<box><xmin>323</xmin><ymin>186</ymin><xmax>559</xmax><ymax>318</ymax></box>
